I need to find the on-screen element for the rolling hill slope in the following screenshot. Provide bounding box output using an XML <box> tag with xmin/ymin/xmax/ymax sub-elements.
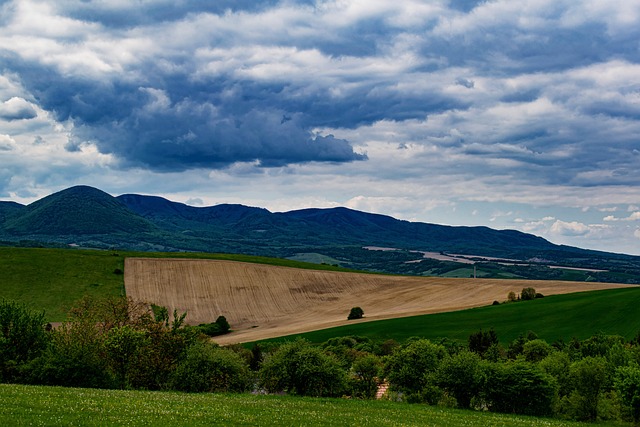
<box><xmin>124</xmin><ymin>257</ymin><xmax>631</xmax><ymax>344</ymax></box>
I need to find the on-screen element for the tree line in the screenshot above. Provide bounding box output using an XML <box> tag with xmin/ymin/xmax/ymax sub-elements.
<box><xmin>2</xmin><ymin>297</ymin><xmax>640</xmax><ymax>424</ymax></box>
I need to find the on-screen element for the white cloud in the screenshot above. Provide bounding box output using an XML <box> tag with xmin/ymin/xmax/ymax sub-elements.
<box><xmin>550</xmin><ymin>220</ymin><xmax>591</xmax><ymax>236</ymax></box>
<box><xmin>635</xmin><ymin>229</ymin><xmax>640</xmax><ymax>240</ymax></box>
<box><xmin>490</xmin><ymin>211</ymin><xmax>513</xmax><ymax>222</ymax></box>
<box><xmin>0</xmin><ymin>97</ymin><xmax>37</xmax><ymax>120</ymax></box>
<box><xmin>345</xmin><ymin>195</ymin><xmax>453</xmax><ymax>220</ymax></box>
<box><xmin>522</xmin><ymin>221</ymin><xmax>546</xmax><ymax>233</ymax></box>
<box><xmin>0</xmin><ymin>134</ymin><xmax>16</xmax><ymax>151</ymax></box>
<box><xmin>603</xmin><ymin>212</ymin><xmax>640</xmax><ymax>222</ymax></box>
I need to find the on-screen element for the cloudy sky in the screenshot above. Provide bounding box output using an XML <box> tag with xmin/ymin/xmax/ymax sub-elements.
<box><xmin>1</xmin><ymin>0</ymin><xmax>639</xmax><ymax>255</ymax></box>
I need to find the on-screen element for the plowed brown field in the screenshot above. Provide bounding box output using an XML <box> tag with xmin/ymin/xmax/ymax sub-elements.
<box><xmin>124</xmin><ymin>258</ymin><xmax>631</xmax><ymax>344</ymax></box>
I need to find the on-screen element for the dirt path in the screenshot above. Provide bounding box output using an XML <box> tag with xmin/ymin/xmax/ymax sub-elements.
<box><xmin>124</xmin><ymin>258</ymin><xmax>632</xmax><ymax>344</ymax></box>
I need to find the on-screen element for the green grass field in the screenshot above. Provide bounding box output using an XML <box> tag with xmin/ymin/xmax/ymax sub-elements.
<box><xmin>0</xmin><ymin>247</ymin><xmax>351</xmax><ymax>321</ymax></box>
<box><xmin>254</xmin><ymin>287</ymin><xmax>640</xmax><ymax>346</ymax></box>
<box><xmin>0</xmin><ymin>384</ymin><xmax>598</xmax><ymax>427</ymax></box>
<box><xmin>0</xmin><ymin>247</ymin><xmax>126</xmax><ymax>319</ymax></box>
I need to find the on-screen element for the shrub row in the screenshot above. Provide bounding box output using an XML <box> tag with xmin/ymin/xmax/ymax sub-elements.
<box><xmin>3</xmin><ymin>297</ymin><xmax>640</xmax><ymax>424</ymax></box>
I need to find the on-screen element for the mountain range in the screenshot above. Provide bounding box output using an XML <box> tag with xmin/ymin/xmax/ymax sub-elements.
<box><xmin>1</xmin><ymin>185</ymin><xmax>638</xmax><ymax>283</ymax></box>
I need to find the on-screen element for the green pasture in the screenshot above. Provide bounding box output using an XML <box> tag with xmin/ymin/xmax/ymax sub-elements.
<box><xmin>255</xmin><ymin>287</ymin><xmax>640</xmax><ymax>346</ymax></box>
<box><xmin>287</xmin><ymin>252</ymin><xmax>343</xmax><ymax>266</ymax></box>
<box><xmin>0</xmin><ymin>247</ymin><xmax>125</xmax><ymax>319</ymax></box>
<box><xmin>0</xmin><ymin>384</ymin><xmax>598</xmax><ymax>427</ymax></box>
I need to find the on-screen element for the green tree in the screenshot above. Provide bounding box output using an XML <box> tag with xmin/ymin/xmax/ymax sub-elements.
<box><xmin>566</xmin><ymin>356</ymin><xmax>609</xmax><ymax>421</ymax></box>
<box><xmin>468</xmin><ymin>328</ymin><xmax>498</xmax><ymax>357</ymax></box>
<box><xmin>484</xmin><ymin>362</ymin><xmax>558</xmax><ymax>417</ymax></box>
<box><xmin>523</xmin><ymin>339</ymin><xmax>552</xmax><ymax>363</ymax></box>
<box><xmin>507</xmin><ymin>331</ymin><xmax>538</xmax><ymax>359</ymax></box>
<box><xmin>581</xmin><ymin>333</ymin><xmax>624</xmax><ymax>358</ymax></box>
<box><xmin>170</xmin><ymin>342</ymin><xmax>250</xmax><ymax>393</ymax></box>
<box><xmin>28</xmin><ymin>295</ymin><xmax>197</xmax><ymax>391</ymax></box>
<box><xmin>259</xmin><ymin>339</ymin><xmax>347</xmax><ymax>397</ymax></box>
<box><xmin>521</xmin><ymin>287</ymin><xmax>537</xmax><ymax>301</ymax></box>
<box><xmin>104</xmin><ymin>325</ymin><xmax>149</xmax><ymax>389</ymax></box>
<box><xmin>379</xmin><ymin>339</ymin><xmax>400</xmax><ymax>356</ymax></box>
<box><xmin>27</xmin><ymin>317</ymin><xmax>114</xmax><ymax>388</ymax></box>
<box><xmin>615</xmin><ymin>364</ymin><xmax>640</xmax><ymax>423</ymax></box>
<box><xmin>151</xmin><ymin>304</ymin><xmax>169</xmax><ymax>326</ymax></box>
<box><xmin>350</xmin><ymin>354</ymin><xmax>382</xmax><ymax>399</ymax></box>
<box><xmin>125</xmin><ymin>315</ymin><xmax>200</xmax><ymax>390</ymax></box>
<box><xmin>436</xmin><ymin>350</ymin><xmax>483</xmax><ymax>409</ymax></box>
<box><xmin>323</xmin><ymin>336</ymin><xmax>369</xmax><ymax>369</ymax></box>
<box><xmin>249</xmin><ymin>344</ymin><xmax>263</xmax><ymax>371</ymax></box>
<box><xmin>539</xmin><ymin>351</ymin><xmax>572</xmax><ymax>397</ymax></box>
<box><xmin>0</xmin><ymin>299</ymin><xmax>48</xmax><ymax>382</ymax></box>
<box><xmin>215</xmin><ymin>315</ymin><xmax>230</xmax><ymax>333</ymax></box>
<box><xmin>347</xmin><ymin>307</ymin><xmax>364</xmax><ymax>320</ymax></box>
<box><xmin>384</xmin><ymin>339</ymin><xmax>447</xmax><ymax>402</ymax></box>
<box><xmin>195</xmin><ymin>315</ymin><xmax>231</xmax><ymax>337</ymax></box>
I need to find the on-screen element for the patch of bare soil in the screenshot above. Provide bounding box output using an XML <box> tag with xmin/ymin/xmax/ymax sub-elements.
<box><xmin>124</xmin><ymin>258</ymin><xmax>631</xmax><ymax>344</ymax></box>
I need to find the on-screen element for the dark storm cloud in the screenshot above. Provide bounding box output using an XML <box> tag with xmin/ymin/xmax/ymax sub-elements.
<box><xmin>6</xmin><ymin>54</ymin><xmax>367</xmax><ymax>170</ymax></box>
<box><xmin>60</xmin><ymin>1</ymin><xmax>286</xmax><ymax>28</ymax></box>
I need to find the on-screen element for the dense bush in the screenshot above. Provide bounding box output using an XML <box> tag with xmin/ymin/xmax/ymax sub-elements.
<box><xmin>0</xmin><ymin>299</ymin><xmax>48</xmax><ymax>382</ymax></box>
<box><xmin>615</xmin><ymin>365</ymin><xmax>640</xmax><ymax>423</ymax></box>
<box><xmin>104</xmin><ymin>325</ymin><xmax>149</xmax><ymax>389</ymax></box>
<box><xmin>383</xmin><ymin>339</ymin><xmax>447</xmax><ymax>403</ymax></box>
<box><xmin>483</xmin><ymin>362</ymin><xmax>557</xmax><ymax>417</ymax></box>
<box><xmin>127</xmin><ymin>322</ymin><xmax>200</xmax><ymax>390</ymax></box>
<box><xmin>27</xmin><ymin>319</ymin><xmax>115</xmax><ymax>388</ymax></box>
<box><xmin>435</xmin><ymin>350</ymin><xmax>483</xmax><ymax>409</ymax></box>
<box><xmin>539</xmin><ymin>351</ymin><xmax>572</xmax><ymax>396</ymax></box>
<box><xmin>521</xmin><ymin>287</ymin><xmax>537</xmax><ymax>301</ymax></box>
<box><xmin>170</xmin><ymin>342</ymin><xmax>251</xmax><ymax>393</ymax></box>
<box><xmin>523</xmin><ymin>339</ymin><xmax>552</xmax><ymax>362</ymax></box>
<box><xmin>468</xmin><ymin>328</ymin><xmax>498</xmax><ymax>357</ymax></box>
<box><xmin>23</xmin><ymin>297</ymin><xmax>202</xmax><ymax>390</ymax></box>
<box><xmin>196</xmin><ymin>315</ymin><xmax>231</xmax><ymax>337</ymax></box>
<box><xmin>562</xmin><ymin>356</ymin><xmax>609</xmax><ymax>421</ymax></box>
<box><xmin>259</xmin><ymin>339</ymin><xmax>347</xmax><ymax>397</ymax></box>
<box><xmin>322</xmin><ymin>336</ymin><xmax>376</xmax><ymax>368</ymax></box>
<box><xmin>349</xmin><ymin>354</ymin><xmax>382</xmax><ymax>399</ymax></box>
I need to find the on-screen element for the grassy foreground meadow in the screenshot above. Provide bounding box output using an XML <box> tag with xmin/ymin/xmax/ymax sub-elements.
<box><xmin>0</xmin><ymin>384</ymin><xmax>597</xmax><ymax>427</ymax></box>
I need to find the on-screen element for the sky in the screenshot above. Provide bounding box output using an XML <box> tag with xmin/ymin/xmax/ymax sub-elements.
<box><xmin>0</xmin><ymin>0</ymin><xmax>639</xmax><ymax>255</ymax></box>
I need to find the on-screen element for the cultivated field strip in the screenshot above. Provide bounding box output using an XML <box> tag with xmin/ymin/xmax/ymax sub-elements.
<box><xmin>124</xmin><ymin>258</ymin><xmax>630</xmax><ymax>344</ymax></box>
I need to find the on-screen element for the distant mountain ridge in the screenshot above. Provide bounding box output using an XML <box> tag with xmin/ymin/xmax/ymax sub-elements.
<box><xmin>115</xmin><ymin>191</ymin><xmax>555</xmax><ymax>256</ymax></box>
<box><xmin>1</xmin><ymin>185</ymin><xmax>638</xmax><ymax>282</ymax></box>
